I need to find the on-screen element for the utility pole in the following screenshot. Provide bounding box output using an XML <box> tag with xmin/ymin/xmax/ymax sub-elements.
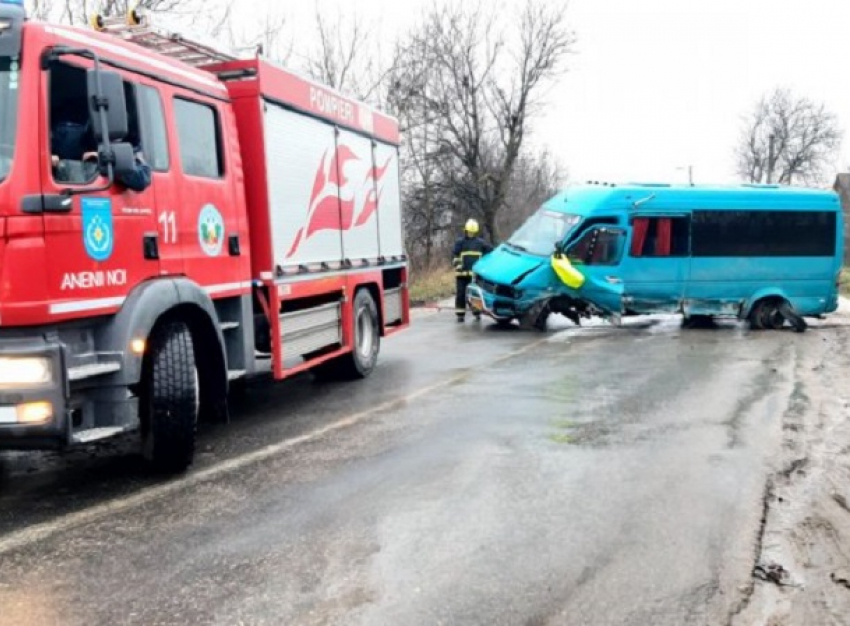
<box><xmin>767</xmin><ymin>133</ymin><xmax>775</xmax><ymax>184</ymax></box>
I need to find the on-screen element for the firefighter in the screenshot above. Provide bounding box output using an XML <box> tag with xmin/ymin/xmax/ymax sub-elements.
<box><xmin>452</xmin><ymin>218</ymin><xmax>493</xmax><ymax>322</ymax></box>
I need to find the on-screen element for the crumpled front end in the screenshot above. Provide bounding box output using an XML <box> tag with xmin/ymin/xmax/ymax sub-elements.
<box><xmin>464</xmin><ymin>245</ymin><xmax>550</xmax><ymax>320</ymax></box>
<box><xmin>466</xmin><ymin>245</ymin><xmax>600</xmax><ymax>328</ymax></box>
<box><xmin>466</xmin><ymin>277</ymin><xmax>543</xmax><ymax>321</ymax></box>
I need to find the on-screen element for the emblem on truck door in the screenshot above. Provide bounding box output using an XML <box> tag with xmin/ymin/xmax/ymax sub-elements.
<box><xmin>198</xmin><ymin>204</ymin><xmax>224</xmax><ymax>257</ymax></box>
<box><xmin>82</xmin><ymin>197</ymin><xmax>114</xmax><ymax>262</ymax></box>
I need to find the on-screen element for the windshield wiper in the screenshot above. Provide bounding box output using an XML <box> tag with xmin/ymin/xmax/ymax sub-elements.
<box><xmin>506</xmin><ymin>241</ymin><xmax>529</xmax><ymax>253</ymax></box>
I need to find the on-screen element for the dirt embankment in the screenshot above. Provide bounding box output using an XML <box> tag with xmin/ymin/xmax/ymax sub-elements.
<box><xmin>732</xmin><ymin>313</ymin><xmax>850</xmax><ymax>625</ymax></box>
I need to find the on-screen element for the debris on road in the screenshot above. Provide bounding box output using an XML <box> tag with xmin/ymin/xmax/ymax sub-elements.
<box><xmin>830</xmin><ymin>570</ymin><xmax>850</xmax><ymax>591</ymax></box>
<box><xmin>753</xmin><ymin>562</ymin><xmax>794</xmax><ymax>587</ymax></box>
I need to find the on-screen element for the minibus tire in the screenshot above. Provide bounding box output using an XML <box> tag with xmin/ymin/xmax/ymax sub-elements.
<box><xmin>520</xmin><ymin>299</ymin><xmax>550</xmax><ymax>331</ymax></box>
<box><xmin>749</xmin><ymin>300</ymin><xmax>774</xmax><ymax>330</ymax></box>
<box><xmin>140</xmin><ymin>321</ymin><xmax>198</xmax><ymax>473</ymax></box>
<box><xmin>765</xmin><ymin>308</ymin><xmax>785</xmax><ymax>330</ymax></box>
<box><xmin>778</xmin><ymin>301</ymin><xmax>808</xmax><ymax>333</ymax></box>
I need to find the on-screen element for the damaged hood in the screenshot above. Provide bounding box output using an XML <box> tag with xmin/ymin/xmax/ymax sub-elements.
<box><xmin>474</xmin><ymin>245</ymin><xmax>546</xmax><ymax>285</ymax></box>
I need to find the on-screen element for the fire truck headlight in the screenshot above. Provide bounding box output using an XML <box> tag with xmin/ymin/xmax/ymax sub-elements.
<box><xmin>0</xmin><ymin>357</ymin><xmax>53</xmax><ymax>386</ymax></box>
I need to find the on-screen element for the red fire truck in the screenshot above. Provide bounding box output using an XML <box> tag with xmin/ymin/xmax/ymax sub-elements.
<box><xmin>0</xmin><ymin>2</ymin><xmax>409</xmax><ymax>471</ymax></box>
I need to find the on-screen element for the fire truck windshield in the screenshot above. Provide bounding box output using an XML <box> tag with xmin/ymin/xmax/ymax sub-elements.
<box><xmin>0</xmin><ymin>56</ymin><xmax>19</xmax><ymax>181</ymax></box>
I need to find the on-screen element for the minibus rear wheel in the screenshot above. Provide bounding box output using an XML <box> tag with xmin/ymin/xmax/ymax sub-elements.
<box><xmin>749</xmin><ymin>298</ymin><xmax>792</xmax><ymax>331</ymax></box>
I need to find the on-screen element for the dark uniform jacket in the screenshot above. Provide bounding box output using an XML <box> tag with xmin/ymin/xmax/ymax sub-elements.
<box><xmin>452</xmin><ymin>236</ymin><xmax>493</xmax><ymax>276</ymax></box>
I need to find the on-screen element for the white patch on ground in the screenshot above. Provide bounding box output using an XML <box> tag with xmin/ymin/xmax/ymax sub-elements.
<box><xmin>730</xmin><ymin>297</ymin><xmax>850</xmax><ymax>625</ymax></box>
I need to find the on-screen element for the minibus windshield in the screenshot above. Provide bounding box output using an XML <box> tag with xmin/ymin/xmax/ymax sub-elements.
<box><xmin>507</xmin><ymin>209</ymin><xmax>581</xmax><ymax>256</ymax></box>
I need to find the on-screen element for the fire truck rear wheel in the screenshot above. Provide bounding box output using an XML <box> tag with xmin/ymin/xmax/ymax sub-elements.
<box><xmin>339</xmin><ymin>289</ymin><xmax>381</xmax><ymax>379</ymax></box>
<box><xmin>140</xmin><ymin>320</ymin><xmax>199</xmax><ymax>473</ymax></box>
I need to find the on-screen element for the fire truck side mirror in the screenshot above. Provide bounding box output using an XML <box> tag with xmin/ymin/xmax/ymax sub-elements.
<box><xmin>102</xmin><ymin>142</ymin><xmax>136</xmax><ymax>180</ymax></box>
<box><xmin>86</xmin><ymin>68</ymin><xmax>128</xmax><ymax>143</ymax></box>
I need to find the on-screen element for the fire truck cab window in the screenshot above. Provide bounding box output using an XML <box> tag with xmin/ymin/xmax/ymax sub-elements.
<box><xmin>50</xmin><ymin>62</ymin><xmax>141</xmax><ymax>185</ymax></box>
<box><xmin>137</xmin><ymin>84</ymin><xmax>169</xmax><ymax>172</ymax></box>
<box><xmin>49</xmin><ymin>62</ymin><xmax>97</xmax><ymax>183</ymax></box>
<box><xmin>174</xmin><ymin>98</ymin><xmax>224</xmax><ymax>178</ymax></box>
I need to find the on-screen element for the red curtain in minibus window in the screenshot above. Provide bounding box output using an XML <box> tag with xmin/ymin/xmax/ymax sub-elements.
<box><xmin>631</xmin><ymin>218</ymin><xmax>649</xmax><ymax>256</ymax></box>
<box><xmin>656</xmin><ymin>218</ymin><xmax>672</xmax><ymax>256</ymax></box>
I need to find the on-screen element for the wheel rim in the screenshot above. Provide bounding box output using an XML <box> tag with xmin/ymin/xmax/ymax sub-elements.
<box><xmin>767</xmin><ymin>310</ymin><xmax>784</xmax><ymax>330</ymax></box>
<box><xmin>758</xmin><ymin>305</ymin><xmax>773</xmax><ymax>329</ymax></box>
<box><xmin>758</xmin><ymin>303</ymin><xmax>783</xmax><ymax>330</ymax></box>
<box><xmin>356</xmin><ymin>306</ymin><xmax>375</xmax><ymax>361</ymax></box>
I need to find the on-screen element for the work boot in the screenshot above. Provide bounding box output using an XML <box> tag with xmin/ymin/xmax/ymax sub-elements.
<box><xmin>473</xmin><ymin>313</ymin><xmax>481</xmax><ymax>321</ymax></box>
<box><xmin>457</xmin><ymin>314</ymin><xmax>465</xmax><ymax>323</ymax></box>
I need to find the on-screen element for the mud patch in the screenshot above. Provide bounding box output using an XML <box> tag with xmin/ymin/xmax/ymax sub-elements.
<box><xmin>730</xmin><ymin>324</ymin><xmax>850</xmax><ymax>626</ymax></box>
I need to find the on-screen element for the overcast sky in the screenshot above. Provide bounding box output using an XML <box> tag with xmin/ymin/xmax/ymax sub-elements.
<box><xmin>202</xmin><ymin>0</ymin><xmax>850</xmax><ymax>188</ymax></box>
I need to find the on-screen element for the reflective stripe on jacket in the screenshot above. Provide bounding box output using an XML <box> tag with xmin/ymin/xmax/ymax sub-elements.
<box><xmin>452</xmin><ymin>235</ymin><xmax>493</xmax><ymax>276</ymax></box>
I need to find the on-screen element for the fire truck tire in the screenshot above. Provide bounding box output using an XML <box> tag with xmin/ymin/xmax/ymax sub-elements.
<box><xmin>338</xmin><ymin>289</ymin><xmax>380</xmax><ymax>379</ymax></box>
<box><xmin>140</xmin><ymin>320</ymin><xmax>198</xmax><ymax>473</ymax></box>
<box><xmin>313</xmin><ymin>289</ymin><xmax>380</xmax><ymax>381</ymax></box>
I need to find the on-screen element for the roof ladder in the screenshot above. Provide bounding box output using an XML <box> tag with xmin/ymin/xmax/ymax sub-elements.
<box><xmin>89</xmin><ymin>10</ymin><xmax>238</xmax><ymax>68</ymax></box>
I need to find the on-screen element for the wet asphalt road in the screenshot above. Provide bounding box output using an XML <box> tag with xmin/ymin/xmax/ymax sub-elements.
<box><xmin>0</xmin><ymin>308</ymin><xmax>822</xmax><ymax>625</ymax></box>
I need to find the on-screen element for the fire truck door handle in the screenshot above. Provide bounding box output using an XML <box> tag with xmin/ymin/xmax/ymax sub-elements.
<box><xmin>21</xmin><ymin>194</ymin><xmax>73</xmax><ymax>214</ymax></box>
<box><xmin>143</xmin><ymin>233</ymin><xmax>159</xmax><ymax>260</ymax></box>
<box><xmin>228</xmin><ymin>234</ymin><xmax>241</xmax><ymax>256</ymax></box>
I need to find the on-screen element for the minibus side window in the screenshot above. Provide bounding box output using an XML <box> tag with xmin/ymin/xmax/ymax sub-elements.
<box><xmin>630</xmin><ymin>216</ymin><xmax>690</xmax><ymax>257</ymax></box>
<box><xmin>568</xmin><ymin>228</ymin><xmax>623</xmax><ymax>266</ymax></box>
<box><xmin>563</xmin><ymin>216</ymin><xmax>618</xmax><ymax>247</ymax></box>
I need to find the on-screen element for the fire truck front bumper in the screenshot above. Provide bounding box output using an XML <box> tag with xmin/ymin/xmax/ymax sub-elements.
<box><xmin>0</xmin><ymin>343</ymin><xmax>70</xmax><ymax>450</ymax></box>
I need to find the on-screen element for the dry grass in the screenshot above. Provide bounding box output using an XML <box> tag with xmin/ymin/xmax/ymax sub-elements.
<box><xmin>409</xmin><ymin>266</ymin><xmax>456</xmax><ymax>306</ymax></box>
<box><xmin>842</xmin><ymin>268</ymin><xmax>850</xmax><ymax>297</ymax></box>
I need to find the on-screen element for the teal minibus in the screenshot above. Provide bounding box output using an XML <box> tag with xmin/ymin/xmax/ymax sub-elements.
<box><xmin>467</xmin><ymin>182</ymin><xmax>843</xmax><ymax>332</ymax></box>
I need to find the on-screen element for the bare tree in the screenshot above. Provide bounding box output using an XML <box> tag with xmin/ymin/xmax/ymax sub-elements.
<box><xmin>735</xmin><ymin>88</ymin><xmax>843</xmax><ymax>186</ymax></box>
<box><xmin>498</xmin><ymin>147</ymin><xmax>567</xmax><ymax>236</ymax></box>
<box><xmin>28</xmin><ymin>0</ymin><xmax>206</xmax><ymax>26</ymax></box>
<box><xmin>212</xmin><ymin>2</ymin><xmax>290</xmax><ymax>62</ymax></box>
<box><xmin>27</xmin><ymin>0</ymin><xmax>52</xmax><ymax>20</ymax></box>
<box><xmin>384</xmin><ymin>35</ymin><xmax>452</xmax><ymax>269</ymax></box>
<box><xmin>307</xmin><ymin>8</ymin><xmax>363</xmax><ymax>92</ymax></box>
<box><xmin>397</xmin><ymin>1</ymin><xmax>574</xmax><ymax>243</ymax></box>
<box><xmin>301</xmin><ymin>4</ymin><xmax>390</xmax><ymax>102</ymax></box>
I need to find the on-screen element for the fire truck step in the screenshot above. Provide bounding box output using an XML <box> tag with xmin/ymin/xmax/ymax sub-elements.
<box><xmin>72</xmin><ymin>426</ymin><xmax>129</xmax><ymax>444</ymax></box>
<box><xmin>68</xmin><ymin>362</ymin><xmax>122</xmax><ymax>382</ymax></box>
<box><xmin>220</xmin><ymin>322</ymin><xmax>241</xmax><ymax>331</ymax></box>
<box><xmin>228</xmin><ymin>369</ymin><xmax>247</xmax><ymax>381</ymax></box>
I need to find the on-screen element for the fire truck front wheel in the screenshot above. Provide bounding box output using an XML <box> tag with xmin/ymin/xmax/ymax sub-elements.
<box><xmin>140</xmin><ymin>320</ymin><xmax>199</xmax><ymax>473</ymax></box>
